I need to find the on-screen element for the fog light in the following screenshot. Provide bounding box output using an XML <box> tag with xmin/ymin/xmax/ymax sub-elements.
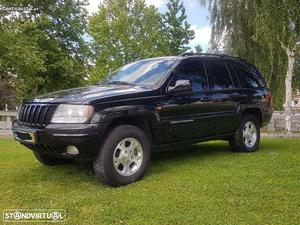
<box><xmin>66</xmin><ymin>146</ymin><xmax>79</xmax><ymax>155</ymax></box>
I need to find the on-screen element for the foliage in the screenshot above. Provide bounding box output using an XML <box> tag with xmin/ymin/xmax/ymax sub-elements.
<box><xmin>0</xmin><ymin>0</ymin><xmax>89</xmax><ymax>101</ymax></box>
<box><xmin>1</xmin><ymin>138</ymin><xmax>300</xmax><ymax>224</ymax></box>
<box><xmin>163</xmin><ymin>0</ymin><xmax>195</xmax><ymax>55</ymax></box>
<box><xmin>194</xmin><ymin>44</ymin><xmax>203</xmax><ymax>53</ymax></box>
<box><xmin>253</xmin><ymin>1</ymin><xmax>300</xmax><ymax>51</ymax></box>
<box><xmin>294</xmin><ymin>58</ymin><xmax>300</xmax><ymax>89</ymax></box>
<box><xmin>203</xmin><ymin>0</ymin><xmax>300</xmax><ymax>110</ymax></box>
<box><xmin>1</xmin><ymin>0</ymin><xmax>197</xmax><ymax>98</ymax></box>
<box><xmin>88</xmin><ymin>0</ymin><xmax>169</xmax><ymax>83</ymax></box>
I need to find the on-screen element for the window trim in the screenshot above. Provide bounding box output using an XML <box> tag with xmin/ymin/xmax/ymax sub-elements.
<box><xmin>227</xmin><ymin>61</ymin><xmax>243</xmax><ymax>89</ymax></box>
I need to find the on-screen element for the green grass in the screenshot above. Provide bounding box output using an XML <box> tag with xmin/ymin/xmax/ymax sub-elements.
<box><xmin>1</xmin><ymin>138</ymin><xmax>300</xmax><ymax>225</ymax></box>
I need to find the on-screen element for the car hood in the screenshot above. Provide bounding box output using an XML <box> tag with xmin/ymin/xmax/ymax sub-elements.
<box><xmin>30</xmin><ymin>85</ymin><xmax>152</xmax><ymax>104</ymax></box>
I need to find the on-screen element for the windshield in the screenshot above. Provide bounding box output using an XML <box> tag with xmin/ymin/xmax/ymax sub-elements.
<box><xmin>103</xmin><ymin>58</ymin><xmax>177</xmax><ymax>86</ymax></box>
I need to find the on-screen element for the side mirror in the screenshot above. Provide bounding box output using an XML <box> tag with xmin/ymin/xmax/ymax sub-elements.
<box><xmin>168</xmin><ymin>79</ymin><xmax>192</xmax><ymax>93</ymax></box>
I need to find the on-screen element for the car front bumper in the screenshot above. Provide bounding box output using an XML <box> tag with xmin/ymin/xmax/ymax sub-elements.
<box><xmin>12</xmin><ymin>121</ymin><xmax>108</xmax><ymax>159</ymax></box>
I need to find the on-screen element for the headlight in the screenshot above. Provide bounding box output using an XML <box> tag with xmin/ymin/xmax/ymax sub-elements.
<box><xmin>51</xmin><ymin>104</ymin><xmax>94</xmax><ymax>123</ymax></box>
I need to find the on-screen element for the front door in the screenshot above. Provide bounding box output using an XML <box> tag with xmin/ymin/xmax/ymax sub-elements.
<box><xmin>157</xmin><ymin>59</ymin><xmax>215</xmax><ymax>144</ymax></box>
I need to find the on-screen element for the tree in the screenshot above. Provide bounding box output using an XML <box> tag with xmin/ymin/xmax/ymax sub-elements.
<box><xmin>88</xmin><ymin>0</ymin><xmax>168</xmax><ymax>83</ymax></box>
<box><xmin>164</xmin><ymin>0</ymin><xmax>195</xmax><ymax>55</ymax></box>
<box><xmin>194</xmin><ymin>44</ymin><xmax>203</xmax><ymax>53</ymax></box>
<box><xmin>254</xmin><ymin>1</ymin><xmax>300</xmax><ymax>132</ymax></box>
<box><xmin>202</xmin><ymin>0</ymin><xmax>300</xmax><ymax>132</ymax></box>
<box><xmin>0</xmin><ymin>81</ymin><xmax>15</xmax><ymax>110</ymax></box>
<box><xmin>293</xmin><ymin>57</ymin><xmax>300</xmax><ymax>89</ymax></box>
<box><xmin>0</xmin><ymin>0</ymin><xmax>89</xmax><ymax>101</ymax></box>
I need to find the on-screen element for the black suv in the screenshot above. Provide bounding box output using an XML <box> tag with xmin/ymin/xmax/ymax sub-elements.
<box><xmin>13</xmin><ymin>53</ymin><xmax>273</xmax><ymax>186</ymax></box>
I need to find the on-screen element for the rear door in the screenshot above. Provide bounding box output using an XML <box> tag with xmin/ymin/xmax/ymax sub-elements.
<box><xmin>204</xmin><ymin>59</ymin><xmax>248</xmax><ymax>134</ymax></box>
<box><xmin>230</xmin><ymin>62</ymin><xmax>269</xmax><ymax>107</ymax></box>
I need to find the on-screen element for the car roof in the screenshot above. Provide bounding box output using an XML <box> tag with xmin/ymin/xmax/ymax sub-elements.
<box><xmin>140</xmin><ymin>54</ymin><xmax>248</xmax><ymax>64</ymax></box>
<box><xmin>178</xmin><ymin>52</ymin><xmax>247</xmax><ymax>63</ymax></box>
<box><xmin>139</xmin><ymin>56</ymin><xmax>180</xmax><ymax>61</ymax></box>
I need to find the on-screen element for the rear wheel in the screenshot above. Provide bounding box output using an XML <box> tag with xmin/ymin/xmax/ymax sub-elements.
<box><xmin>33</xmin><ymin>151</ymin><xmax>74</xmax><ymax>166</ymax></box>
<box><xmin>93</xmin><ymin>125</ymin><xmax>151</xmax><ymax>187</ymax></box>
<box><xmin>229</xmin><ymin>114</ymin><xmax>260</xmax><ymax>152</ymax></box>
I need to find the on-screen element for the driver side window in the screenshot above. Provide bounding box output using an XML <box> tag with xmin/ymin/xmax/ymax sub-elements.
<box><xmin>169</xmin><ymin>60</ymin><xmax>208</xmax><ymax>92</ymax></box>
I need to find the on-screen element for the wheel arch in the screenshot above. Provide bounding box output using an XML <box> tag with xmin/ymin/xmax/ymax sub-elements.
<box><xmin>241</xmin><ymin>107</ymin><xmax>263</xmax><ymax>126</ymax></box>
<box><xmin>105</xmin><ymin>116</ymin><xmax>154</xmax><ymax>144</ymax></box>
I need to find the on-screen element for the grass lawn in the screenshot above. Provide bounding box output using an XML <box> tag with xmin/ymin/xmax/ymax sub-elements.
<box><xmin>1</xmin><ymin>138</ymin><xmax>300</xmax><ymax>225</ymax></box>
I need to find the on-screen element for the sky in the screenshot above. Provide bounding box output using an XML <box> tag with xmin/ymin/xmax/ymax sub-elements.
<box><xmin>86</xmin><ymin>0</ymin><xmax>211</xmax><ymax>52</ymax></box>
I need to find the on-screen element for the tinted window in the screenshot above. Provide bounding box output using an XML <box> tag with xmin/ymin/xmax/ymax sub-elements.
<box><xmin>104</xmin><ymin>58</ymin><xmax>177</xmax><ymax>86</ymax></box>
<box><xmin>248</xmin><ymin>65</ymin><xmax>266</xmax><ymax>87</ymax></box>
<box><xmin>205</xmin><ymin>60</ymin><xmax>234</xmax><ymax>89</ymax></box>
<box><xmin>227</xmin><ymin>63</ymin><xmax>242</xmax><ymax>88</ymax></box>
<box><xmin>232</xmin><ymin>62</ymin><xmax>266</xmax><ymax>88</ymax></box>
<box><xmin>169</xmin><ymin>60</ymin><xmax>208</xmax><ymax>91</ymax></box>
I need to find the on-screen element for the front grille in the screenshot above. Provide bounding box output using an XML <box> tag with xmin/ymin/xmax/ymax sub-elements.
<box><xmin>18</xmin><ymin>103</ymin><xmax>57</xmax><ymax>127</ymax></box>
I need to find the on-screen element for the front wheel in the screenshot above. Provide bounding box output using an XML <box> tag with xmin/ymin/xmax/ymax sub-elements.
<box><xmin>229</xmin><ymin>114</ymin><xmax>260</xmax><ymax>152</ymax></box>
<box><xmin>93</xmin><ymin>125</ymin><xmax>151</xmax><ymax>187</ymax></box>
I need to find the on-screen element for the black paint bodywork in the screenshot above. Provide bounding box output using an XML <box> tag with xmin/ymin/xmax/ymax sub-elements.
<box><xmin>12</xmin><ymin>55</ymin><xmax>273</xmax><ymax>159</ymax></box>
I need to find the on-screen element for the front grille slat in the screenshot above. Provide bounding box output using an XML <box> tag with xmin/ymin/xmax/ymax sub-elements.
<box><xmin>42</xmin><ymin>106</ymin><xmax>50</xmax><ymax>125</ymax></box>
<box><xmin>19</xmin><ymin>105</ymin><xmax>25</xmax><ymax>121</ymax></box>
<box><xmin>38</xmin><ymin>106</ymin><xmax>46</xmax><ymax>125</ymax></box>
<box><xmin>39</xmin><ymin>106</ymin><xmax>48</xmax><ymax>126</ymax></box>
<box><xmin>22</xmin><ymin>105</ymin><xmax>28</xmax><ymax>123</ymax></box>
<box><xmin>29</xmin><ymin>105</ymin><xmax>36</xmax><ymax>124</ymax></box>
<box><xmin>18</xmin><ymin>103</ymin><xmax>57</xmax><ymax>128</ymax></box>
<box><xmin>25</xmin><ymin>105</ymin><xmax>31</xmax><ymax>123</ymax></box>
<box><xmin>33</xmin><ymin>106</ymin><xmax>41</xmax><ymax>124</ymax></box>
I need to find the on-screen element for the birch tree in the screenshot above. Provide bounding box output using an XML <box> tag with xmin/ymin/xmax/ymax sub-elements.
<box><xmin>257</xmin><ymin>1</ymin><xmax>300</xmax><ymax>132</ymax></box>
<box><xmin>202</xmin><ymin>0</ymin><xmax>300</xmax><ymax>132</ymax></box>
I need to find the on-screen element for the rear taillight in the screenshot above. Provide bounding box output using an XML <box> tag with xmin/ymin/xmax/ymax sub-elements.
<box><xmin>266</xmin><ymin>91</ymin><xmax>272</xmax><ymax>106</ymax></box>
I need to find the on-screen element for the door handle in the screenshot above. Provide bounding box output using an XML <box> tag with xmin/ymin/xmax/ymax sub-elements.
<box><xmin>200</xmin><ymin>97</ymin><xmax>212</xmax><ymax>102</ymax></box>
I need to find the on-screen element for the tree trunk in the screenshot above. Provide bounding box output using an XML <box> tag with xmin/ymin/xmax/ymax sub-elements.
<box><xmin>284</xmin><ymin>46</ymin><xmax>296</xmax><ymax>133</ymax></box>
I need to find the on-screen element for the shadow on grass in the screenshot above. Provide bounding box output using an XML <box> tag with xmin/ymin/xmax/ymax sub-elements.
<box><xmin>25</xmin><ymin>141</ymin><xmax>231</xmax><ymax>184</ymax></box>
<box><xmin>26</xmin><ymin>139</ymin><xmax>282</xmax><ymax>185</ymax></box>
<box><xmin>19</xmin><ymin>139</ymin><xmax>279</xmax><ymax>188</ymax></box>
<box><xmin>151</xmin><ymin>141</ymin><xmax>230</xmax><ymax>161</ymax></box>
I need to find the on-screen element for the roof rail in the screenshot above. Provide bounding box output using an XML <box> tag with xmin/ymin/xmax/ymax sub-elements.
<box><xmin>179</xmin><ymin>52</ymin><xmax>247</xmax><ymax>61</ymax></box>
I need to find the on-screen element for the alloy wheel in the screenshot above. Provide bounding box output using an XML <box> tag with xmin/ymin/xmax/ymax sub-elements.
<box><xmin>113</xmin><ymin>138</ymin><xmax>143</xmax><ymax>176</ymax></box>
<box><xmin>242</xmin><ymin>121</ymin><xmax>257</xmax><ymax>148</ymax></box>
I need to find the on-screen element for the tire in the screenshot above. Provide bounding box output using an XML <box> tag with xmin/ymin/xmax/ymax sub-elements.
<box><xmin>93</xmin><ymin>125</ymin><xmax>151</xmax><ymax>187</ymax></box>
<box><xmin>229</xmin><ymin>114</ymin><xmax>260</xmax><ymax>152</ymax></box>
<box><xmin>33</xmin><ymin>151</ymin><xmax>74</xmax><ymax>166</ymax></box>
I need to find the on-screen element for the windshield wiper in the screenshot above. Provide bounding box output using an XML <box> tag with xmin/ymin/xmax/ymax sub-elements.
<box><xmin>107</xmin><ymin>81</ymin><xmax>135</xmax><ymax>86</ymax></box>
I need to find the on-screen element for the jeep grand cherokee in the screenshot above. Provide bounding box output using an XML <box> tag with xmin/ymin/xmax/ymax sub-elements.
<box><xmin>13</xmin><ymin>53</ymin><xmax>273</xmax><ymax>186</ymax></box>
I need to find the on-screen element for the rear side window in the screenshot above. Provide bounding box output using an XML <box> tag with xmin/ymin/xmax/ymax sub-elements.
<box><xmin>169</xmin><ymin>60</ymin><xmax>208</xmax><ymax>92</ymax></box>
<box><xmin>205</xmin><ymin>60</ymin><xmax>234</xmax><ymax>90</ymax></box>
<box><xmin>232</xmin><ymin>62</ymin><xmax>266</xmax><ymax>88</ymax></box>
